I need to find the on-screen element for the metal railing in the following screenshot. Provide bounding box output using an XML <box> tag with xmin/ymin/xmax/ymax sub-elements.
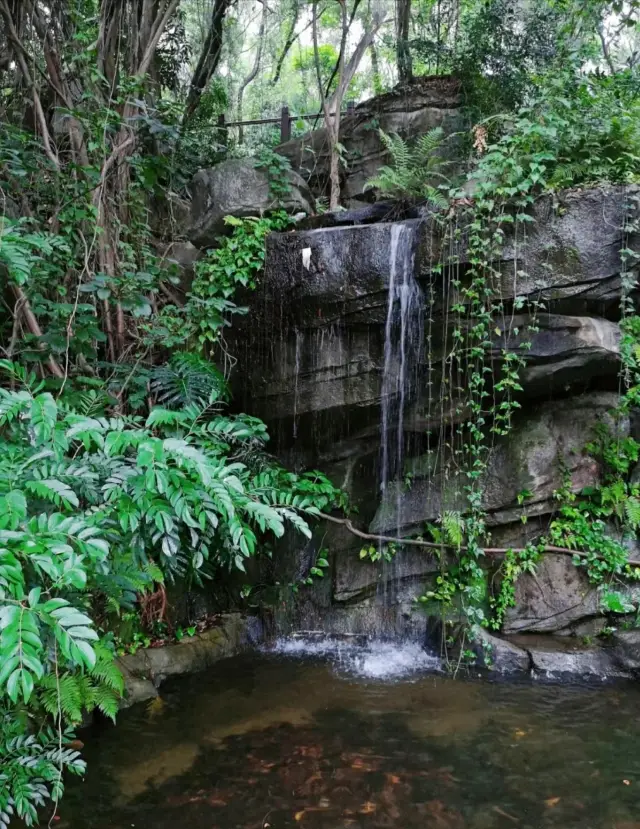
<box><xmin>217</xmin><ymin>100</ymin><xmax>356</xmax><ymax>144</ymax></box>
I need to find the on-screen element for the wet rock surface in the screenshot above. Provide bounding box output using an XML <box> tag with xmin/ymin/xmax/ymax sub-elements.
<box><xmin>509</xmin><ymin>634</ymin><xmax>625</xmax><ymax>679</ymax></box>
<box><xmin>471</xmin><ymin>627</ymin><xmax>532</xmax><ymax>674</ymax></box>
<box><xmin>224</xmin><ymin>184</ymin><xmax>639</xmax><ymax>658</ymax></box>
<box><xmin>612</xmin><ymin>629</ymin><xmax>640</xmax><ymax>673</ymax></box>
<box><xmin>371</xmin><ymin>393</ymin><xmax>621</xmax><ymax>536</ymax></box>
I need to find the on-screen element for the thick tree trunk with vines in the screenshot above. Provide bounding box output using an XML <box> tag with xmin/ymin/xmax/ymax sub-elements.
<box><xmin>0</xmin><ymin>0</ymin><xmax>188</xmax><ymax>370</ymax></box>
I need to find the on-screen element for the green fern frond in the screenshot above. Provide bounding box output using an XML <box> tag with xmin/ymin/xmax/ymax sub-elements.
<box><xmin>440</xmin><ymin>510</ymin><xmax>464</xmax><ymax>549</ymax></box>
<box><xmin>624</xmin><ymin>496</ymin><xmax>640</xmax><ymax>530</ymax></box>
<box><xmin>150</xmin><ymin>353</ymin><xmax>228</xmax><ymax>408</ymax></box>
<box><xmin>365</xmin><ymin>127</ymin><xmax>451</xmax><ymax>206</ymax></box>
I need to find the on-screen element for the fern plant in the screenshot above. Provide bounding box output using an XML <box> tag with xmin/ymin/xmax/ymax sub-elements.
<box><xmin>150</xmin><ymin>352</ymin><xmax>228</xmax><ymax>408</ymax></box>
<box><xmin>365</xmin><ymin>127</ymin><xmax>451</xmax><ymax>207</ymax></box>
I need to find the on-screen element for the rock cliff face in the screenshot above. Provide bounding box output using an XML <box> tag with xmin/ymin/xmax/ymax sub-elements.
<box><xmin>228</xmin><ymin>183</ymin><xmax>640</xmax><ymax>666</ymax></box>
<box><xmin>183</xmin><ymin>78</ymin><xmax>640</xmax><ymax>674</ymax></box>
<box><xmin>276</xmin><ymin>76</ymin><xmax>462</xmax><ymax>205</ymax></box>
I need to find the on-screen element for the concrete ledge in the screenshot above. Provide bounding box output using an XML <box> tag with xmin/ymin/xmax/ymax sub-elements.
<box><xmin>117</xmin><ymin>613</ymin><xmax>259</xmax><ymax>708</ymax></box>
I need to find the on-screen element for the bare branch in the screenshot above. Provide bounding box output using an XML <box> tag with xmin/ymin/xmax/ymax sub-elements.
<box><xmin>319</xmin><ymin>512</ymin><xmax>640</xmax><ymax>568</ymax></box>
<box><xmin>271</xmin><ymin>0</ymin><xmax>301</xmax><ymax>85</ymax></box>
<box><xmin>0</xmin><ymin>0</ymin><xmax>61</xmax><ymax>171</ymax></box>
<box><xmin>598</xmin><ymin>23</ymin><xmax>616</xmax><ymax>73</ymax></box>
<box><xmin>237</xmin><ymin>3</ymin><xmax>268</xmax><ymax>143</ymax></box>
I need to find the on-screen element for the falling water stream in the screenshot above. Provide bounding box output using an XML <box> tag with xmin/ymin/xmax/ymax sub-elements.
<box><xmin>379</xmin><ymin>222</ymin><xmax>424</xmax><ymax>520</ymax></box>
<box><xmin>293</xmin><ymin>327</ymin><xmax>303</xmax><ymax>439</ymax></box>
<box><xmin>377</xmin><ymin>221</ymin><xmax>424</xmax><ymax>615</ymax></box>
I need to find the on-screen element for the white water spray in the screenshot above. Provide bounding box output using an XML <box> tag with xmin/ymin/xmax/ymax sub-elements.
<box><xmin>271</xmin><ymin>635</ymin><xmax>441</xmax><ymax>680</ymax></box>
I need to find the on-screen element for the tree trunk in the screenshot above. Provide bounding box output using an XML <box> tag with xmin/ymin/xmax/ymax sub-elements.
<box><xmin>237</xmin><ymin>4</ymin><xmax>267</xmax><ymax>144</ymax></box>
<box><xmin>271</xmin><ymin>0</ymin><xmax>300</xmax><ymax>85</ymax></box>
<box><xmin>369</xmin><ymin>40</ymin><xmax>383</xmax><ymax>95</ymax></box>
<box><xmin>314</xmin><ymin>1</ymin><xmax>385</xmax><ymax>208</ymax></box>
<box><xmin>313</xmin><ymin>0</ymin><xmax>343</xmax><ymax>210</ymax></box>
<box><xmin>183</xmin><ymin>0</ymin><xmax>231</xmax><ymax>123</ymax></box>
<box><xmin>396</xmin><ymin>0</ymin><xmax>412</xmax><ymax>82</ymax></box>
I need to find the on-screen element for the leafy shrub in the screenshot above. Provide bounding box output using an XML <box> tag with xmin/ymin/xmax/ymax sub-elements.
<box><xmin>0</xmin><ymin>360</ymin><xmax>342</xmax><ymax>824</ymax></box>
<box><xmin>470</xmin><ymin>69</ymin><xmax>640</xmax><ymax>197</ymax></box>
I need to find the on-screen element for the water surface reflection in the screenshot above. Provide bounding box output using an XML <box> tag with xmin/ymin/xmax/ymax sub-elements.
<box><xmin>60</xmin><ymin>653</ymin><xmax>640</xmax><ymax>829</ymax></box>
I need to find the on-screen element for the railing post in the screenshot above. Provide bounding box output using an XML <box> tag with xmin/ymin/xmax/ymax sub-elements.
<box><xmin>217</xmin><ymin>112</ymin><xmax>228</xmax><ymax>148</ymax></box>
<box><xmin>280</xmin><ymin>105</ymin><xmax>291</xmax><ymax>143</ymax></box>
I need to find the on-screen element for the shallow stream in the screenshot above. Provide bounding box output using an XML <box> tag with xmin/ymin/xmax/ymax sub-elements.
<box><xmin>61</xmin><ymin>646</ymin><xmax>640</xmax><ymax>829</ymax></box>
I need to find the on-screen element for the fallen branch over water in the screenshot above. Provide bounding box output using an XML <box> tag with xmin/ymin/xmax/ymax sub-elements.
<box><xmin>319</xmin><ymin>513</ymin><xmax>640</xmax><ymax>568</ymax></box>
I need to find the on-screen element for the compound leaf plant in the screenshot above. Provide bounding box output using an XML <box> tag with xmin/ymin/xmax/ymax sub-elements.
<box><xmin>0</xmin><ymin>359</ymin><xmax>342</xmax><ymax>825</ymax></box>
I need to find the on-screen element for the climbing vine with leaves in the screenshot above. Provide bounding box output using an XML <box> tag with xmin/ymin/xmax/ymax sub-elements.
<box><xmin>408</xmin><ymin>67</ymin><xmax>640</xmax><ymax>644</ymax></box>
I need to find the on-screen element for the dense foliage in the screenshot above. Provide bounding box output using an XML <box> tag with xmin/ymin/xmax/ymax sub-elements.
<box><xmin>1</xmin><ymin>0</ymin><xmax>640</xmax><ymax>822</ymax></box>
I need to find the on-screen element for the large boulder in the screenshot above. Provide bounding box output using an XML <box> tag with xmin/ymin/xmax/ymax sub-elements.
<box><xmin>277</xmin><ymin>76</ymin><xmax>462</xmax><ymax>204</ymax></box>
<box><xmin>232</xmin><ymin>182</ymin><xmax>632</xmax><ymax>434</ymax></box>
<box><xmin>498</xmin><ymin>185</ymin><xmax>639</xmax><ymax>304</ymax></box>
<box><xmin>470</xmin><ymin>627</ymin><xmax>531</xmax><ymax>674</ymax></box>
<box><xmin>503</xmin><ymin>554</ymin><xmax>600</xmax><ymax>635</ymax></box>
<box><xmin>188</xmin><ymin>158</ymin><xmax>313</xmax><ymax>248</ymax></box>
<box><xmin>490</xmin><ymin>314</ymin><xmax>620</xmax><ymax>392</ymax></box>
<box><xmin>504</xmin><ymin>551</ymin><xmax>640</xmax><ymax>635</ymax></box>
<box><xmin>435</xmin><ymin>185</ymin><xmax>640</xmax><ymax>309</ymax></box>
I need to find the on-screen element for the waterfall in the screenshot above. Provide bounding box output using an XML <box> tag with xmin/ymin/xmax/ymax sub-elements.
<box><xmin>273</xmin><ymin>219</ymin><xmax>428</xmax><ymax>654</ymax></box>
<box><xmin>379</xmin><ymin>222</ymin><xmax>424</xmax><ymax>536</ymax></box>
<box><xmin>292</xmin><ymin>327</ymin><xmax>303</xmax><ymax>439</ymax></box>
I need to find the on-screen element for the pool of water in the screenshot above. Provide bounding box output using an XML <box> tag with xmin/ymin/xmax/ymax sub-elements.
<box><xmin>59</xmin><ymin>648</ymin><xmax>640</xmax><ymax>829</ymax></box>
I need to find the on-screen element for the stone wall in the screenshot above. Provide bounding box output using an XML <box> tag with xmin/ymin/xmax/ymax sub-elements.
<box><xmin>117</xmin><ymin>614</ymin><xmax>261</xmax><ymax>707</ymax></box>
